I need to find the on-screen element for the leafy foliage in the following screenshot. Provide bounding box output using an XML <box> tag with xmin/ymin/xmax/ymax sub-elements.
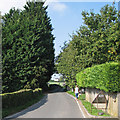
<box><xmin>56</xmin><ymin>4</ymin><xmax>119</xmax><ymax>89</ymax></box>
<box><xmin>76</xmin><ymin>62</ymin><xmax>120</xmax><ymax>92</ymax></box>
<box><xmin>2</xmin><ymin>88</ymin><xmax>42</xmax><ymax>108</ymax></box>
<box><xmin>2</xmin><ymin>1</ymin><xmax>55</xmax><ymax>92</ymax></box>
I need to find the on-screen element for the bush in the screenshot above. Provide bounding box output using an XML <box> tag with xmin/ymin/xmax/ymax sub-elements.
<box><xmin>2</xmin><ymin>88</ymin><xmax>42</xmax><ymax>109</ymax></box>
<box><xmin>76</xmin><ymin>62</ymin><xmax>120</xmax><ymax>92</ymax></box>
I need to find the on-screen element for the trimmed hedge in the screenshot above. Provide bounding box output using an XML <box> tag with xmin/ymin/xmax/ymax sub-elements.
<box><xmin>76</xmin><ymin>62</ymin><xmax>120</xmax><ymax>92</ymax></box>
<box><xmin>2</xmin><ymin>88</ymin><xmax>42</xmax><ymax>109</ymax></box>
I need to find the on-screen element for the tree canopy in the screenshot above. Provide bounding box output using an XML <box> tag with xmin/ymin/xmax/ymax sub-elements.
<box><xmin>56</xmin><ymin>4</ymin><xmax>120</xmax><ymax>89</ymax></box>
<box><xmin>2</xmin><ymin>1</ymin><xmax>55</xmax><ymax>93</ymax></box>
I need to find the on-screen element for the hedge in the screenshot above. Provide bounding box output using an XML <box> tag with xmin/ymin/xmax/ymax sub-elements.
<box><xmin>76</xmin><ymin>62</ymin><xmax>120</xmax><ymax>92</ymax></box>
<box><xmin>1</xmin><ymin>88</ymin><xmax>42</xmax><ymax>109</ymax></box>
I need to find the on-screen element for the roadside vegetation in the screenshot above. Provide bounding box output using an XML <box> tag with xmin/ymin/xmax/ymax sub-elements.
<box><xmin>2</xmin><ymin>84</ymin><xmax>63</xmax><ymax>118</ymax></box>
<box><xmin>2</xmin><ymin>88</ymin><xmax>43</xmax><ymax>118</ymax></box>
<box><xmin>48</xmin><ymin>80</ymin><xmax>65</xmax><ymax>87</ymax></box>
<box><xmin>1</xmin><ymin>1</ymin><xmax>119</xmax><ymax>119</ymax></box>
<box><xmin>76</xmin><ymin>62</ymin><xmax>120</xmax><ymax>93</ymax></box>
<box><xmin>67</xmin><ymin>91</ymin><xmax>110</xmax><ymax>117</ymax></box>
<box><xmin>56</xmin><ymin>3</ymin><xmax>119</xmax><ymax>117</ymax></box>
<box><xmin>2</xmin><ymin>1</ymin><xmax>55</xmax><ymax>119</ymax></box>
<box><xmin>56</xmin><ymin>3</ymin><xmax>119</xmax><ymax>89</ymax></box>
<box><xmin>2</xmin><ymin>94</ymin><xmax>44</xmax><ymax>118</ymax></box>
<box><xmin>2</xmin><ymin>1</ymin><xmax>55</xmax><ymax>93</ymax></box>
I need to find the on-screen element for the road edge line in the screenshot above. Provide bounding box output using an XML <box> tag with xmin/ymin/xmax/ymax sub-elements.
<box><xmin>66</xmin><ymin>93</ymin><xmax>85</xmax><ymax>118</ymax></box>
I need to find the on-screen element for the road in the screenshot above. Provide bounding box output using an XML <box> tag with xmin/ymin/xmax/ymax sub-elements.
<box><xmin>6</xmin><ymin>89</ymin><xmax>84</xmax><ymax>118</ymax></box>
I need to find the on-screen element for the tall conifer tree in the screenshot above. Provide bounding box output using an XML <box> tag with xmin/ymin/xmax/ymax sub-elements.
<box><xmin>2</xmin><ymin>1</ymin><xmax>55</xmax><ymax>92</ymax></box>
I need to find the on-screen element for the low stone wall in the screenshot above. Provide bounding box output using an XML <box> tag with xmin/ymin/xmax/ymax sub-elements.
<box><xmin>85</xmin><ymin>88</ymin><xmax>119</xmax><ymax>117</ymax></box>
<box><xmin>118</xmin><ymin>93</ymin><xmax>120</xmax><ymax>119</ymax></box>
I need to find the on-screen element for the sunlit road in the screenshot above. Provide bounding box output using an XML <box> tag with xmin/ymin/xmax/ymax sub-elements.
<box><xmin>6</xmin><ymin>89</ymin><xmax>84</xmax><ymax>118</ymax></box>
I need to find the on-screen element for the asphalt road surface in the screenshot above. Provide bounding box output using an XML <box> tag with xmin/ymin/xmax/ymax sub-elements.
<box><xmin>6</xmin><ymin>90</ymin><xmax>84</xmax><ymax>118</ymax></box>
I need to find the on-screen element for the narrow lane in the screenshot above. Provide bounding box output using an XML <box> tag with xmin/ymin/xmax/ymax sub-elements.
<box><xmin>7</xmin><ymin>91</ymin><xmax>84</xmax><ymax>118</ymax></box>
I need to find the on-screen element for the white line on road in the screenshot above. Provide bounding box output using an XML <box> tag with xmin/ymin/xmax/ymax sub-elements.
<box><xmin>66</xmin><ymin>93</ymin><xmax>85</xmax><ymax>118</ymax></box>
<box><xmin>76</xmin><ymin>100</ymin><xmax>85</xmax><ymax>118</ymax></box>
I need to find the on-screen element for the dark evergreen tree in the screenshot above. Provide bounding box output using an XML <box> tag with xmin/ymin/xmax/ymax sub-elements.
<box><xmin>2</xmin><ymin>1</ymin><xmax>55</xmax><ymax>93</ymax></box>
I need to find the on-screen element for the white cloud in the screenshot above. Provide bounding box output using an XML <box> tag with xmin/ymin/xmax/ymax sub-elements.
<box><xmin>45</xmin><ymin>0</ymin><xmax>119</xmax><ymax>2</ymax></box>
<box><xmin>1</xmin><ymin>0</ymin><xmax>117</xmax><ymax>15</ymax></box>
<box><xmin>0</xmin><ymin>0</ymin><xmax>26</xmax><ymax>15</ymax></box>
<box><xmin>0</xmin><ymin>0</ymin><xmax>67</xmax><ymax>15</ymax></box>
<box><xmin>52</xmin><ymin>2</ymin><xmax>67</xmax><ymax>12</ymax></box>
<box><xmin>44</xmin><ymin>0</ymin><xmax>67</xmax><ymax>12</ymax></box>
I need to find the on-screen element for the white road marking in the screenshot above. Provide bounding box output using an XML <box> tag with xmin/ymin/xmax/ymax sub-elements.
<box><xmin>66</xmin><ymin>93</ymin><xmax>86</xmax><ymax>118</ymax></box>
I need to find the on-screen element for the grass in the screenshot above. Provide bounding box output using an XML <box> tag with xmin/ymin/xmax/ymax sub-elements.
<box><xmin>2</xmin><ymin>94</ymin><xmax>44</xmax><ymax>118</ymax></box>
<box><xmin>67</xmin><ymin>91</ymin><xmax>75</xmax><ymax>97</ymax></box>
<box><xmin>48</xmin><ymin>81</ymin><xmax>65</xmax><ymax>87</ymax></box>
<box><xmin>67</xmin><ymin>91</ymin><xmax>110</xmax><ymax>117</ymax></box>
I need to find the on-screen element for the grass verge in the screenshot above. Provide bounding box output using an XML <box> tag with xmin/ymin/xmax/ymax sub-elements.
<box><xmin>67</xmin><ymin>91</ymin><xmax>110</xmax><ymax>117</ymax></box>
<box><xmin>2</xmin><ymin>94</ymin><xmax>44</xmax><ymax>118</ymax></box>
<box><xmin>48</xmin><ymin>81</ymin><xmax>65</xmax><ymax>87</ymax></box>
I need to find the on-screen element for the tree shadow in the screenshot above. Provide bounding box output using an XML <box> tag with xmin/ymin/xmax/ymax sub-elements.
<box><xmin>4</xmin><ymin>85</ymin><xmax>66</xmax><ymax>119</ymax></box>
<box><xmin>48</xmin><ymin>84</ymin><xmax>65</xmax><ymax>94</ymax></box>
<box><xmin>4</xmin><ymin>95</ymin><xmax>48</xmax><ymax>119</ymax></box>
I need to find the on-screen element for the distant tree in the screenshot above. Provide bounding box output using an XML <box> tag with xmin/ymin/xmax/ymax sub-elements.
<box><xmin>2</xmin><ymin>1</ymin><xmax>55</xmax><ymax>93</ymax></box>
<box><xmin>59</xmin><ymin>75</ymin><xmax>64</xmax><ymax>82</ymax></box>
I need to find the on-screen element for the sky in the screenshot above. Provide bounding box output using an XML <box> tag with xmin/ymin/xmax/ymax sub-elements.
<box><xmin>46</xmin><ymin>1</ymin><xmax>118</xmax><ymax>57</ymax></box>
<box><xmin>0</xmin><ymin>0</ymin><xmax>119</xmax><ymax>57</ymax></box>
<box><xmin>0</xmin><ymin>0</ymin><xmax>119</xmax><ymax>79</ymax></box>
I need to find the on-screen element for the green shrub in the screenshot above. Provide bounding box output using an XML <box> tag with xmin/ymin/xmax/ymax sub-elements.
<box><xmin>2</xmin><ymin>88</ymin><xmax>42</xmax><ymax>109</ymax></box>
<box><xmin>76</xmin><ymin>62</ymin><xmax>120</xmax><ymax>92</ymax></box>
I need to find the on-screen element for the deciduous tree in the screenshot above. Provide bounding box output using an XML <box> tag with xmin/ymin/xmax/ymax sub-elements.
<box><xmin>56</xmin><ymin>4</ymin><xmax>119</xmax><ymax>88</ymax></box>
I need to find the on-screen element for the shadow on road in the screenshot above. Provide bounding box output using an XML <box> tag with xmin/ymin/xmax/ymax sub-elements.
<box><xmin>5</xmin><ymin>85</ymin><xmax>65</xmax><ymax>119</ymax></box>
<box><xmin>48</xmin><ymin>84</ymin><xmax>65</xmax><ymax>94</ymax></box>
<box><xmin>5</xmin><ymin>95</ymin><xmax>48</xmax><ymax>119</ymax></box>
